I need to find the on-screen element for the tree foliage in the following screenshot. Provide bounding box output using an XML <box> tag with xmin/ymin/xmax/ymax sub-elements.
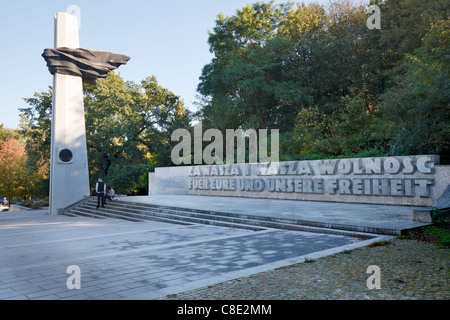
<box><xmin>0</xmin><ymin>138</ymin><xmax>41</xmax><ymax>200</ymax></box>
<box><xmin>380</xmin><ymin>19</ymin><xmax>450</xmax><ymax>157</ymax></box>
<box><xmin>197</xmin><ymin>0</ymin><xmax>449</xmax><ymax>163</ymax></box>
<box><xmin>20</xmin><ymin>73</ymin><xmax>191</xmax><ymax>195</ymax></box>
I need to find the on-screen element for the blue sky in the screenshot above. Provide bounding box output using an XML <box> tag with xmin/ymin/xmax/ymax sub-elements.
<box><xmin>0</xmin><ymin>0</ymin><xmax>331</xmax><ymax>129</ymax></box>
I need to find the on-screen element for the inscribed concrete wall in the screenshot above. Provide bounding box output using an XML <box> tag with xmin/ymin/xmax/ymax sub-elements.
<box><xmin>149</xmin><ymin>155</ymin><xmax>449</xmax><ymax>207</ymax></box>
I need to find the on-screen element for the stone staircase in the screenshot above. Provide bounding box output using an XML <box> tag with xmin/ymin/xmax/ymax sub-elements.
<box><xmin>63</xmin><ymin>197</ymin><xmax>378</xmax><ymax>238</ymax></box>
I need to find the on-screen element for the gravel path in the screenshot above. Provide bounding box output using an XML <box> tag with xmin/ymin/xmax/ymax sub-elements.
<box><xmin>164</xmin><ymin>238</ymin><xmax>449</xmax><ymax>300</ymax></box>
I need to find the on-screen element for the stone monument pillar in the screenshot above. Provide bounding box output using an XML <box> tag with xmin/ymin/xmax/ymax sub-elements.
<box><xmin>43</xmin><ymin>12</ymin><xmax>130</xmax><ymax>215</ymax></box>
<box><xmin>49</xmin><ymin>12</ymin><xmax>89</xmax><ymax>215</ymax></box>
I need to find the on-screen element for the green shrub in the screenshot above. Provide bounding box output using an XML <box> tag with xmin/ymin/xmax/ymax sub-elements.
<box><xmin>22</xmin><ymin>199</ymin><xmax>34</xmax><ymax>208</ymax></box>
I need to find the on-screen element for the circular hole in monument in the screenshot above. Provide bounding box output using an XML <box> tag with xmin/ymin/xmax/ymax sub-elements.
<box><xmin>59</xmin><ymin>148</ymin><xmax>73</xmax><ymax>162</ymax></box>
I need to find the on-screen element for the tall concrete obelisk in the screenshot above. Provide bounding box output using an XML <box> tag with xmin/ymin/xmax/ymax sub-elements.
<box><xmin>49</xmin><ymin>12</ymin><xmax>89</xmax><ymax>215</ymax></box>
<box><xmin>44</xmin><ymin>12</ymin><xmax>129</xmax><ymax>215</ymax></box>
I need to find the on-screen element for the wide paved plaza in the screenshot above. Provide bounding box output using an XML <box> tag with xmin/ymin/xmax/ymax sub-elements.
<box><xmin>0</xmin><ymin>208</ymin><xmax>388</xmax><ymax>300</ymax></box>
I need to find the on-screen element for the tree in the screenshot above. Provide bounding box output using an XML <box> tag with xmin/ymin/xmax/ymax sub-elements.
<box><xmin>198</xmin><ymin>1</ymin><xmax>327</xmax><ymax>132</ymax></box>
<box><xmin>0</xmin><ymin>124</ymin><xmax>21</xmax><ymax>142</ymax></box>
<box><xmin>198</xmin><ymin>1</ymin><xmax>370</xmax><ymax>132</ymax></box>
<box><xmin>379</xmin><ymin>19</ymin><xmax>450</xmax><ymax>161</ymax></box>
<box><xmin>0</xmin><ymin>138</ymin><xmax>40</xmax><ymax>200</ymax></box>
<box><xmin>20</xmin><ymin>90</ymin><xmax>52</xmax><ymax>195</ymax></box>
<box><xmin>198</xmin><ymin>0</ymin><xmax>449</xmax><ymax>163</ymax></box>
<box><xmin>84</xmin><ymin>73</ymin><xmax>191</xmax><ymax>193</ymax></box>
<box><xmin>20</xmin><ymin>73</ymin><xmax>191</xmax><ymax>195</ymax></box>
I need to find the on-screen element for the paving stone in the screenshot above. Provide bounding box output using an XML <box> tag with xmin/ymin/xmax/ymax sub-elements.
<box><xmin>1</xmin><ymin>206</ymin><xmax>446</xmax><ymax>300</ymax></box>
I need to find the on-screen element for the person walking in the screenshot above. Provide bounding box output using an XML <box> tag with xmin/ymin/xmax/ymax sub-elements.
<box><xmin>95</xmin><ymin>178</ymin><xmax>106</xmax><ymax>208</ymax></box>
